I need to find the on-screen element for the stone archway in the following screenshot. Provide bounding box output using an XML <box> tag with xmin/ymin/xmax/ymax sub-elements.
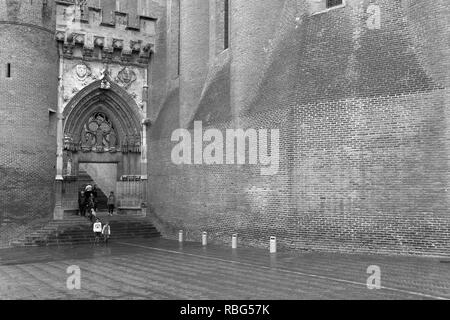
<box><xmin>59</xmin><ymin>77</ymin><xmax>146</xmax><ymax>216</ymax></box>
<box><xmin>63</xmin><ymin>78</ymin><xmax>142</xmax><ymax>153</ymax></box>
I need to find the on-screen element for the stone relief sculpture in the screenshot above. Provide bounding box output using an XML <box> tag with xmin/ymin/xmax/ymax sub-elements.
<box><xmin>108</xmin><ymin>131</ymin><xmax>117</xmax><ymax>152</ymax></box>
<box><xmin>63</xmin><ymin>61</ymin><xmax>144</xmax><ymax>108</ymax></box>
<box><xmin>74</xmin><ymin>112</ymin><xmax>125</xmax><ymax>153</ymax></box>
<box><xmin>73</xmin><ymin>62</ymin><xmax>94</xmax><ymax>85</ymax></box>
<box><xmin>65</xmin><ymin>62</ymin><xmax>98</xmax><ymax>103</ymax></box>
<box><xmin>101</xmin><ymin>79</ymin><xmax>111</xmax><ymax>90</ymax></box>
<box><xmin>63</xmin><ymin>134</ymin><xmax>73</xmax><ymax>150</ymax></box>
<box><xmin>116</xmin><ymin>66</ymin><xmax>137</xmax><ymax>89</ymax></box>
<box><xmin>66</xmin><ymin>157</ymin><xmax>72</xmax><ymax>176</ymax></box>
<box><xmin>95</xmin><ymin>126</ymin><xmax>104</xmax><ymax>152</ymax></box>
<box><xmin>99</xmin><ymin>64</ymin><xmax>110</xmax><ymax>80</ymax></box>
<box><xmin>81</xmin><ymin>125</ymin><xmax>92</xmax><ymax>152</ymax></box>
<box><xmin>134</xmin><ymin>133</ymin><xmax>141</xmax><ymax>152</ymax></box>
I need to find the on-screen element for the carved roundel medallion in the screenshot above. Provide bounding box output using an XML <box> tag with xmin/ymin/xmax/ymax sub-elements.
<box><xmin>74</xmin><ymin>62</ymin><xmax>92</xmax><ymax>82</ymax></box>
<box><xmin>116</xmin><ymin>66</ymin><xmax>137</xmax><ymax>89</ymax></box>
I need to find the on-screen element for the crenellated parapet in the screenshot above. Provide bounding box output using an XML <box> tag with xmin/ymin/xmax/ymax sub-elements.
<box><xmin>55</xmin><ymin>0</ymin><xmax>156</xmax><ymax>66</ymax></box>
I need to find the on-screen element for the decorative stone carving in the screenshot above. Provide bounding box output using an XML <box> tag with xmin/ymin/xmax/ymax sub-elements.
<box><xmin>130</xmin><ymin>40</ymin><xmax>141</xmax><ymax>52</ymax></box>
<box><xmin>55</xmin><ymin>31</ymin><xmax>65</xmax><ymax>42</ymax></box>
<box><xmin>100</xmin><ymin>79</ymin><xmax>111</xmax><ymax>90</ymax></box>
<box><xmin>74</xmin><ymin>62</ymin><xmax>92</xmax><ymax>82</ymax></box>
<box><xmin>85</xmin><ymin>33</ymin><xmax>94</xmax><ymax>48</ymax></box>
<box><xmin>121</xmin><ymin>50</ymin><xmax>132</xmax><ymax>63</ymax></box>
<box><xmin>63</xmin><ymin>44</ymin><xmax>73</xmax><ymax>57</ymax></box>
<box><xmin>103</xmin><ymin>48</ymin><xmax>113</xmax><ymax>62</ymax></box>
<box><xmin>73</xmin><ymin>33</ymin><xmax>85</xmax><ymax>45</ymax></box>
<box><xmin>77</xmin><ymin>112</ymin><xmax>120</xmax><ymax>153</ymax></box>
<box><xmin>83</xmin><ymin>47</ymin><xmax>94</xmax><ymax>60</ymax></box>
<box><xmin>108</xmin><ymin>131</ymin><xmax>117</xmax><ymax>153</ymax></box>
<box><xmin>99</xmin><ymin>64</ymin><xmax>109</xmax><ymax>79</ymax></box>
<box><xmin>95</xmin><ymin>126</ymin><xmax>104</xmax><ymax>151</ymax></box>
<box><xmin>64</xmin><ymin>135</ymin><xmax>74</xmax><ymax>151</ymax></box>
<box><xmin>55</xmin><ymin>1</ymin><xmax>156</xmax><ymax>66</ymax></box>
<box><xmin>134</xmin><ymin>133</ymin><xmax>141</xmax><ymax>152</ymax></box>
<box><xmin>66</xmin><ymin>157</ymin><xmax>73</xmax><ymax>176</ymax></box>
<box><xmin>81</xmin><ymin>125</ymin><xmax>93</xmax><ymax>152</ymax></box>
<box><xmin>116</xmin><ymin>66</ymin><xmax>137</xmax><ymax>89</ymax></box>
<box><xmin>94</xmin><ymin>36</ymin><xmax>104</xmax><ymax>47</ymax></box>
<box><xmin>113</xmin><ymin>39</ymin><xmax>124</xmax><ymax>50</ymax></box>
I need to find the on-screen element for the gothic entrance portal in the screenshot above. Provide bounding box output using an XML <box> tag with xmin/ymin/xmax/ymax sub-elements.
<box><xmin>57</xmin><ymin>79</ymin><xmax>147</xmax><ymax>217</ymax></box>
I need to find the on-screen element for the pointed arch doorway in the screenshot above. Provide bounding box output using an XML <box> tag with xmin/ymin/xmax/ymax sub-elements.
<box><xmin>60</xmin><ymin>79</ymin><xmax>146</xmax><ymax>216</ymax></box>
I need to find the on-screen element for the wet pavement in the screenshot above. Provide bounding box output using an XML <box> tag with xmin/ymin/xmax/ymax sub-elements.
<box><xmin>0</xmin><ymin>238</ymin><xmax>449</xmax><ymax>300</ymax></box>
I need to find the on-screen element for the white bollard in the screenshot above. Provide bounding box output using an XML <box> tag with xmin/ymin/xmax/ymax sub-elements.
<box><xmin>202</xmin><ymin>232</ymin><xmax>207</xmax><ymax>246</ymax></box>
<box><xmin>270</xmin><ymin>236</ymin><xmax>277</xmax><ymax>253</ymax></box>
<box><xmin>232</xmin><ymin>234</ymin><xmax>238</xmax><ymax>249</ymax></box>
<box><xmin>178</xmin><ymin>230</ymin><xmax>183</xmax><ymax>243</ymax></box>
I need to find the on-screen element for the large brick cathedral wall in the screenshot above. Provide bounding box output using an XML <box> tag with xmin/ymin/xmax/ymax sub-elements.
<box><xmin>147</xmin><ymin>0</ymin><xmax>450</xmax><ymax>255</ymax></box>
<box><xmin>0</xmin><ymin>0</ymin><xmax>58</xmax><ymax>240</ymax></box>
<box><xmin>0</xmin><ymin>0</ymin><xmax>449</xmax><ymax>255</ymax></box>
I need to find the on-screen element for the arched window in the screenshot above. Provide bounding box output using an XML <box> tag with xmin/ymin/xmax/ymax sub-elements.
<box><xmin>80</xmin><ymin>112</ymin><xmax>118</xmax><ymax>152</ymax></box>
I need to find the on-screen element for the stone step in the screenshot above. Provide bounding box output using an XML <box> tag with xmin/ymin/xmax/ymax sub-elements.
<box><xmin>33</xmin><ymin>234</ymin><xmax>161</xmax><ymax>246</ymax></box>
<box><xmin>43</xmin><ymin>236</ymin><xmax>160</xmax><ymax>244</ymax></box>
<box><xmin>24</xmin><ymin>227</ymin><xmax>158</xmax><ymax>239</ymax></box>
<box><xmin>25</xmin><ymin>228</ymin><xmax>157</xmax><ymax>237</ymax></box>
<box><xmin>54</xmin><ymin>229</ymin><xmax>160</xmax><ymax>237</ymax></box>
<box><xmin>23</xmin><ymin>225</ymin><xmax>156</xmax><ymax>235</ymax></box>
<box><xmin>10</xmin><ymin>217</ymin><xmax>161</xmax><ymax>247</ymax></box>
<box><xmin>21</xmin><ymin>233</ymin><xmax>161</xmax><ymax>246</ymax></box>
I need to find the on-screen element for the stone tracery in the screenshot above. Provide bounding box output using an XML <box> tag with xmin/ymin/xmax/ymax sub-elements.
<box><xmin>79</xmin><ymin>112</ymin><xmax>116</xmax><ymax>152</ymax></box>
<box><xmin>63</xmin><ymin>80</ymin><xmax>142</xmax><ymax>155</ymax></box>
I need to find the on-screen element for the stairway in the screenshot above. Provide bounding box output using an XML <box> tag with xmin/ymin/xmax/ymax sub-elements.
<box><xmin>10</xmin><ymin>214</ymin><xmax>161</xmax><ymax>247</ymax></box>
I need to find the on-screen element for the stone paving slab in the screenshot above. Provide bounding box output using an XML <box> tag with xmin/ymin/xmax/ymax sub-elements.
<box><xmin>0</xmin><ymin>238</ymin><xmax>449</xmax><ymax>300</ymax></box>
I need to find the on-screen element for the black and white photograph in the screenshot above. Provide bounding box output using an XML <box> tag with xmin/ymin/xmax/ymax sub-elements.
<box><xmin>0</xmin><ymin>0</ymin><xmax>449</xmax><ymax>307</ymax></box>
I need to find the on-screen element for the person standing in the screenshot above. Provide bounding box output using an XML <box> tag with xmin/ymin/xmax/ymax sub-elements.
<box><xmin>107</xmin><ymin>191</ymin><xmax>116</xmax><ymax>216</ymax></box>
<box><xmin>92</xmin><ymin>185</ymin><xmax>98</xmax><ymax>211</ymax></box>
<box><xmin>78</xmin><ymin>189</ymin><xmax>86</xmax><ymax>216</ymax></box>
<box><xmin>102</xmin><ymin>223</ymin><xmax>111</xmax><ymax>244</ymax></box>
<box><xmin>86</xmin><ymin>194</ymin><xmax>95</xmax><ymax>222</ymax></box>
<box><xmin>84</xmin><ymin>185</ymin><xmax>93</xmax><ymax>201</ymax></box>
<box><xmin>93</xmin><ymin>218</ymin><xmax>102</xmax><ymax>245</ymax></box>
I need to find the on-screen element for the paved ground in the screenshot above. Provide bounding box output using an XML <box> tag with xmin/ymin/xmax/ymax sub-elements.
<box><xmin>0</xmin><ymin>238</ymin><xmax>449</xmax><ymax>300</ymax></box>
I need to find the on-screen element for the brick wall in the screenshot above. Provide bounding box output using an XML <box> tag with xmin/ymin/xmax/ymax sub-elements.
<box><xmin>149</xmin><ymin>0</ymin><xmax>169</xmax><ymax>121</ymax></box>
<box><xmin>0</xmin><ymin>1</ymin><xmax>58</xmax><ymax>231</ymax></box>
<box><xmin>147</xmin><ymin>0</ymin><xmax>450</xmax><ymax>256</ymax></box>
<box><xmin>230</xmin><ymin>0</ymin><xmax>287</xmax><ymax>118</ymax></box>
<box><xmin>167</xmin><ymin>0</ymin><xmax>180</xmax><ymax>80</ymax></box>
<box><xmin>0</xmin><ymin>0</ymin><xmax>55</xmax><ymax>30</ymax></box>
<box><xmin>179</xmin><ymin>0</ymin><xmax>210</xmax><ymax>128</ymax></box>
